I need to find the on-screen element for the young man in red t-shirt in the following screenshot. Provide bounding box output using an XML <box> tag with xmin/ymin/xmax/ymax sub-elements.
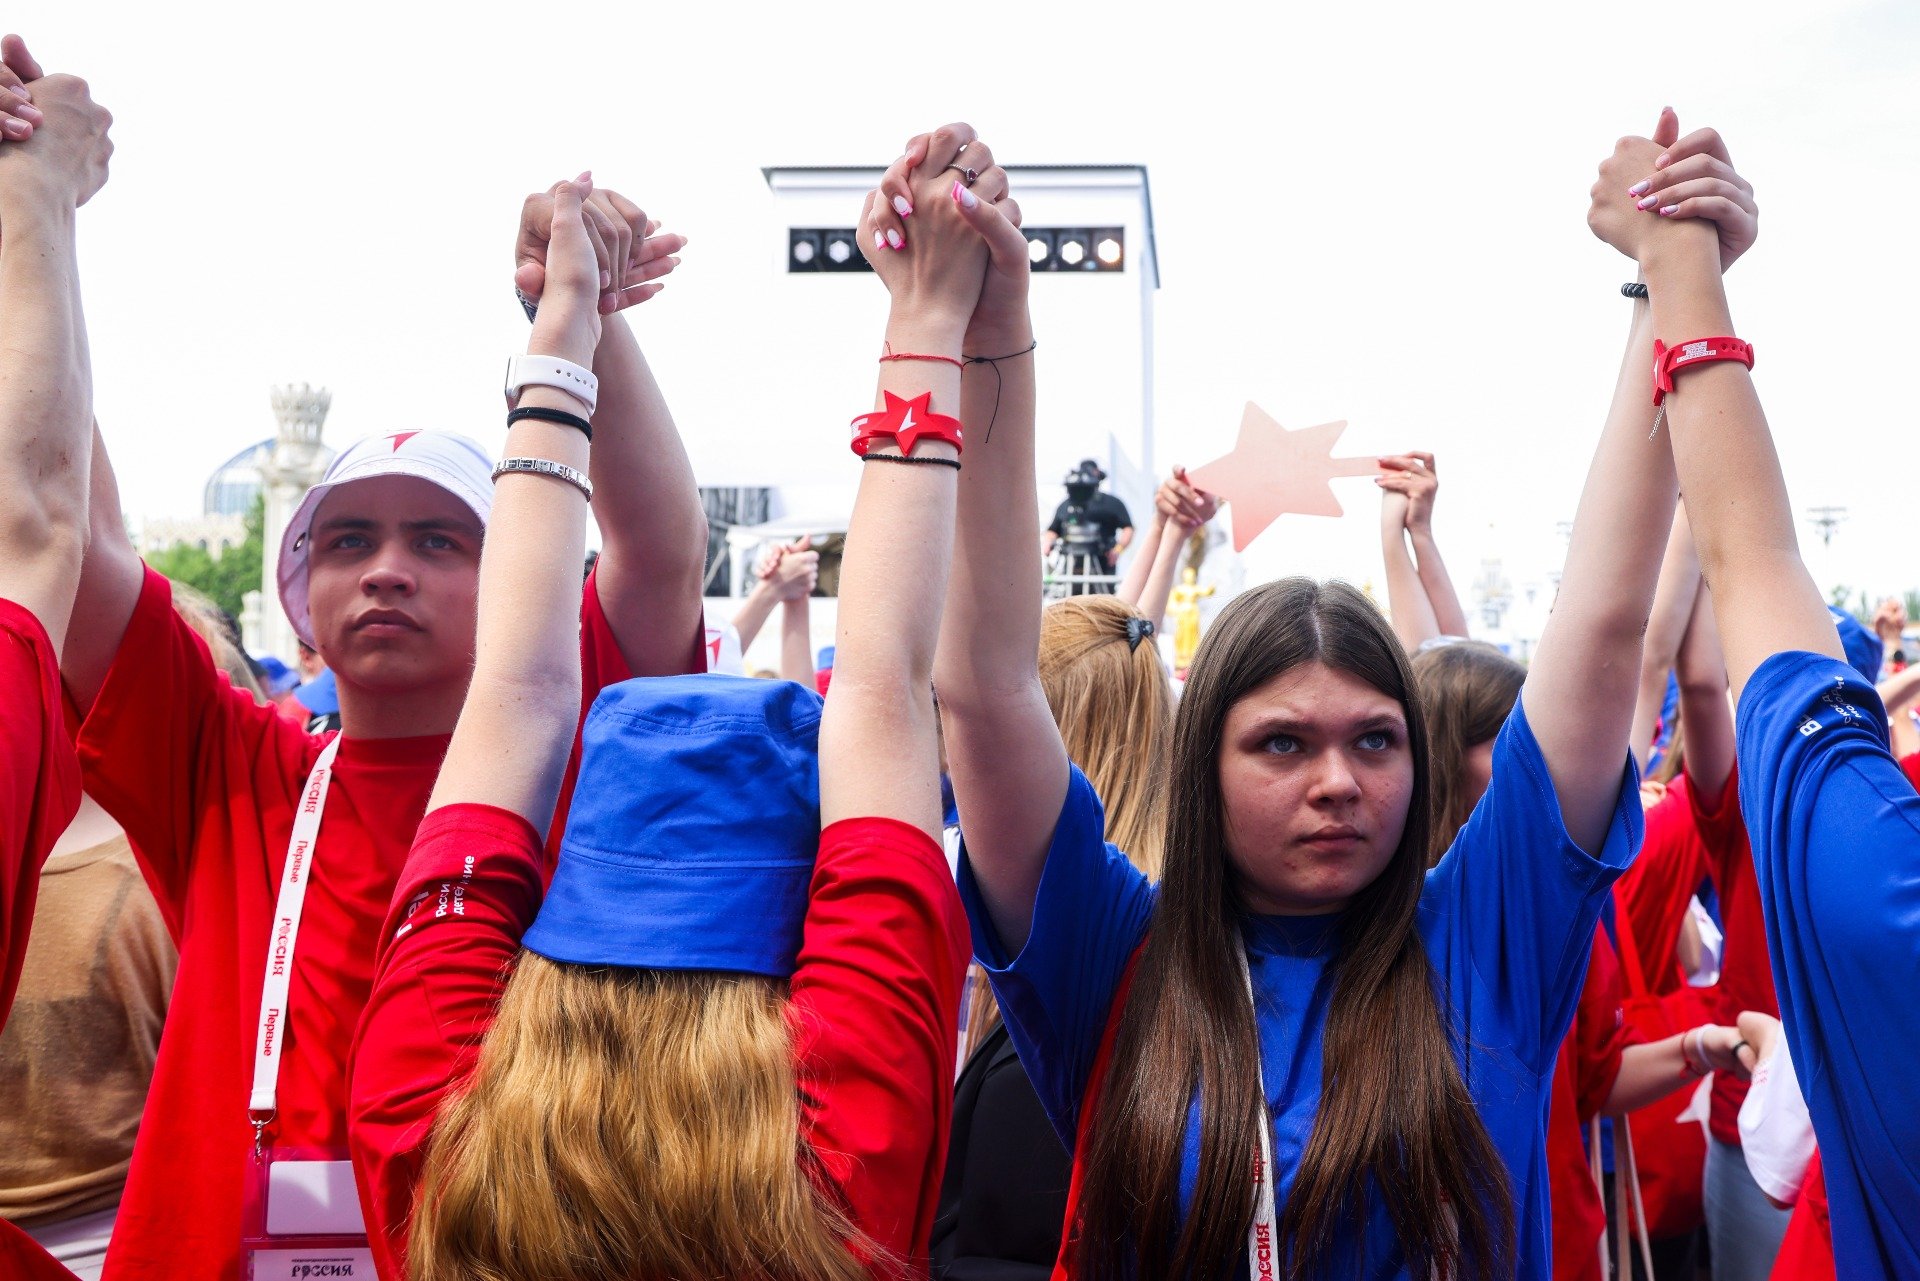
<box><xmin>51</xmin><ymin>142</ymin><xmax>705</xmax><ymax>1274</ymax></box>
<box><xmin>0</xmin><ymin>44</ymin><xmax>113</xmax><ymax>1281</ymax></box>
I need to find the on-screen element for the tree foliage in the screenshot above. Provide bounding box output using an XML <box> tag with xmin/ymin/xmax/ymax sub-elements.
<box><xmin>147</xmin><ymin>495</ymin><xmax>265</xmax><ymax>622</ymax></box>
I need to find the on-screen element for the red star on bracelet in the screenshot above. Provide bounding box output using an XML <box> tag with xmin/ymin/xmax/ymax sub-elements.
<box><xmin>850</xmin><ymin>391</ymin><xmax>964</xmax><ymax>458</ymax></box>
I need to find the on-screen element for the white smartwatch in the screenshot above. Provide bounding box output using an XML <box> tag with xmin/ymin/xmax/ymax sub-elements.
<box><xmin>504</xmin><ymin>354</ymin><xmax>598</xmax><ymax>416</ymax></box>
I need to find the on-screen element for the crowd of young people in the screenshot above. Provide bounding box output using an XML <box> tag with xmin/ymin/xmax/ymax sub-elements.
<box><xmin>0</xmin><ymin>30</ymin><xmax>1914</xmax><ymax>1281</ymax></box>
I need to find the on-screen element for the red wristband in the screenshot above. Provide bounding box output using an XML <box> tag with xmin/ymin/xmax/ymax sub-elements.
<box><xmin>1653</xmin><ymin>336</ymin><xmax>1754</xmax><ymax>406</ymax></box>
<box><xmin>850</xmin><ymin>391</ymin><xmax>964</xmax><ymax>458</ymax></box>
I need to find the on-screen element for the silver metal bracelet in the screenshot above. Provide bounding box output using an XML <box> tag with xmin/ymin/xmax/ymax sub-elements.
<box><xmin>491</xmin><ymin>456</ymin><xmax>593</xmax><ymax>501</ymax></box>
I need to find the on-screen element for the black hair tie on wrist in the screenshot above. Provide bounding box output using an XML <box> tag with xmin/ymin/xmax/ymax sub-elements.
<box><xmin>1621</xmin><ymin>282</ymin><xmax>1649</xmax><ymax>300</ymax></box>
<box><xmin>863</xmin><ymin>452</ymin><xmax>960</xmax><ymax>471</ymax></box>
<box><xmin>507</xmin><ymin>405</ymin><xmax>592</xmax><ymax>441</ymax></box>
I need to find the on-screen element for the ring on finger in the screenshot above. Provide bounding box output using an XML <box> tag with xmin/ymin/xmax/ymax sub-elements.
<box><xmin>944</xmin><ymin>164</ymin><xmax>978</xmax><ymax>186</ymax></box>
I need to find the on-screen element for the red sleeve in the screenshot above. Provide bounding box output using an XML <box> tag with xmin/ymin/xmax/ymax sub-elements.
<box><xmin>347</xmin><ymin>803</ymin><xmax>545</xmax><ymax>1281</ymax></box>
<box><xmin>0</xmin><ymin>1222</ymin><xmax>76</xmax><ymax>1281</ymax></box>
<box><xmin>1901</xmin><ymin>752</ymin><xmax>1920</xmax><ymax>795</ymax></box>
<box><xmin>0</xmin><ymin>600</ymin><xmax>81</xmax><ymax>1025</ymax></box>
<box><xmin>1613</xmin><ymin>783</ymin><xmax>1709</xmax><ymax>994</ymax></box>
<box><xmin>71</xmin><ymin>567</ymin><xmax>313</xmax><ymax>933</ymax></box>
<box><xmin>1573</xmin><ymin>929</ymin><xmax>1636</xmax><ymax>1120</ymax></box>
<box><xmin>1687</xmin><ymin>760</ymin><xmax>1747</xmax><ymax>864</ymax></box>
<box><xmin>791</xmin><ymin>817</ymin><xmax>971</xmax><ymax>1273</ymax></box>
<box><xmin>545</xmin><ymin>569</ymin><xmax>708</xmax><ymax>858</ymax></box>
<box><xmin>1770</xmin><ymin>1153</ymin><xmax>1835</xmax><ymax>1281</ymax></box>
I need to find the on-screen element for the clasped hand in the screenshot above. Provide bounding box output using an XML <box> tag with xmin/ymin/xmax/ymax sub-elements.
<box><xmin>0</xmin><ymin>37</ymin><xmax>113</xmax><ymax>213</ymax></box>
<box><xmin>1588</xmin><ymin>108</ymin><xmax>1758</xmax><ymax>272</ymax></box>
<box><xmin>859</xmin><ymin>122</ymin><xmax>1030</xmax><ymax>345</ymax></box>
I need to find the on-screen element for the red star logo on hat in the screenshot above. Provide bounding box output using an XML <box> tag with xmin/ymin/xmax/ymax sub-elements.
<box><xmin>386</xmin><ymin>431</ymin><xmax>421</xmax><ymax>452</ymax></box>
<box><xmin>1186</xmin><ymin>404</ymin><xmax>1379</xmax><ymax>551</ymax></box>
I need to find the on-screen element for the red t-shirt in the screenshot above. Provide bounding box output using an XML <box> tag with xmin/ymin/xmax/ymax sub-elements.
<box><xmin>349</xmin><ymin>805</ymin><xmax>969</xmax><ymax>1280</ymax></box>
<box><xmin>74</xmin><ymin>566</ymin><xmax>685</xmax><ymax>1279</ymax></box>
<box><xmin>1902</xmin><ymin>752</ymin><xmax>1920</xmax><ymax>793</ymax></box>
<box><xmin>1546</xmin><ymin>929</ymin><xmax>1639</xmax><ymax>1281</ymax></box>
<box><xmin>1689</xmin><ymin>766</ymin><xmax>1777</xmax><ymax>1147</ymax></box>
<box><xmin>1613</xmin><ymin>776</ymin><xmax>1711</xmax><ymax>998</ymax></box>
<box><xmin>0</xmin><ymin>600</ymin><xmax>83</xmax><ymax>1281</ymax></box>
<box><xmin>1770</xmin><ymin>1152</ymin><xmax>1835</xmax><ymax>1281</ymax></box>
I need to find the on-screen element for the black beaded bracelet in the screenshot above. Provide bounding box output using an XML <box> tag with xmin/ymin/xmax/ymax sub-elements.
<box><xmin>863</xmin><ymin>452</ymin><xmax>960</xmax><ymax>471</ymax></box>
<box><xmin>507</xmin><ymin>405</ymin><xmax>592</xmax><ymax>441</ymax></box>
<box><xmin>1621</xmin><ymin>282</ymin><xmax>1649</xmax><ymax>300</ymax></box>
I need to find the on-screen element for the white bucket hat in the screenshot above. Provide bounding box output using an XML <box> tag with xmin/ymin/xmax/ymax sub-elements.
<box><xmin>276</xmin><ymin>430</ymin><xmax>494</xmax><ymax>648</ymax></box>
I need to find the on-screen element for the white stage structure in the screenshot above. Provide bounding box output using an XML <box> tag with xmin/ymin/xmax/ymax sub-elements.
<box><xmin>702</xmin><ymin>164</ymin><xmax>1164</xmax><ymax>674</ymax></box>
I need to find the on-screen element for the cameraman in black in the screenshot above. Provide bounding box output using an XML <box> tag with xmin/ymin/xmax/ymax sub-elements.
<box><xmin>1045</xmin><ymin>460</ymin><xmax>1134</xmax><ymax>595</ymax></box>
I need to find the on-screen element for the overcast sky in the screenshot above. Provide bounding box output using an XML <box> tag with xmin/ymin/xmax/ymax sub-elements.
<box><xmin>26</xmin><ymin>0</ymin><xmax>1920</xmax><ymax>606</ymax></box>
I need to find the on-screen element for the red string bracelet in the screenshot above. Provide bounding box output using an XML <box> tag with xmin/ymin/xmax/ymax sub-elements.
<box><xmin>879</xmin><ymin>342</ymin><xmax>964</xmax><ymax>370</ymax></box>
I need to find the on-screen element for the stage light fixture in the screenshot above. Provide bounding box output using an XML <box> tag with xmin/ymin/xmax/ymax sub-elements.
<box><xmin>1058</xmin><ymin>235</ymin><xmax>1088</xmax><ymax>267</ymax></box>
<box><xmin>1028</xmin><ymin>233</ymin><xmax>1052</xmax><ymax>265</ymax></box>
<box><xmin>1096</xmin><ymin>236</ymin><xmax>1123</xmax><ymax>266</ymax></box>
<box><xmin>786</xmin><ymin>228</ymin><xmax>873</xmax><ymax>273</ymax></box>
<box><xmin>789</xmin><ymin>230</ymin><xmax>823</xmax><ymax>270</ymax></box>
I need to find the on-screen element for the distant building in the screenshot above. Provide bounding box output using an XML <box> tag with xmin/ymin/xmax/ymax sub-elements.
<box><xmin>203</xmin><ymin>438</ymin><xmax>278</xmax><ymax>517</ymax></box>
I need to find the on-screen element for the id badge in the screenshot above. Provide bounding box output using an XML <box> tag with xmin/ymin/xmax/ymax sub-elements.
<box><xmin>242</xmin><ymin>1146</ymin><xmax>375</xmax><ymax>1280</ymax></box>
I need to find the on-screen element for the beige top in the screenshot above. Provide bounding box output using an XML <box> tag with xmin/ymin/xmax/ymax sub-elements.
<box><xmin>0</xmin><ymin>833</ymin><xmax>176</xmax><ymax>1225</ymax></box>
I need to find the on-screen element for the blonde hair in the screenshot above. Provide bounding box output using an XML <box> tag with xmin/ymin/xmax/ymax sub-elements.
<box><xmin>1038</xmin><ymin>596</ymin><xmax>1173</xmax><ymax>873</ymax></box>
<box><xmin>410</xmin><ymin>955</ymin><xmax>872</xmax><ymax>1281</ymax></box>
<box><xmin>169</xmin><ymin>580</ymin><xmax>266</xmax><ymax>701</ymax></box>
<box><xmin>1411</xmin><ymin>640</ymin><xmax>1525</xmax><ymax>861</ymax></box>
<box><xmin>964</xmin><ymin>595</ymin><xmax>1173</xmax><ymax>1058</ymax></box>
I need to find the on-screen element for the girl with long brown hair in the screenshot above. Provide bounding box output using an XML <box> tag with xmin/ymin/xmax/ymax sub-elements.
<box><xmin>925</xmin><ymin>111</ymin><xmax>1761</xmax><ymax>1280</ymax></box>
<box><xmin>347</xmin><ymin>131</ymin><xmax>1007</xmax><ymax>1281</ymax></box>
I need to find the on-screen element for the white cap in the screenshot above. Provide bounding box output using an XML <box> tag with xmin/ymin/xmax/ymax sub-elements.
<box><xmin>277</xmin><ymin>430</ymin><xmax>495</xmax><ymax>648</ymax></box>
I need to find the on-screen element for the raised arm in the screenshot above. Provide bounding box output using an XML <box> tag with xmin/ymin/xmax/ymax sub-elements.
<box><xmin>1623</xmin><ymin>140</ymin><xmax>1839</xmax><ymax>693</ymax></box>
<box><xmin>1385</xmin><ymin>452</ymin><xmax>1469</xmax><ymax>638</ymax></box>
<box><xmin>1113</xmin><ymin>504</ymin><xmax>1166</xmax><ymax>606</ymax></box>
<box><xmin>1133</xmin><ymin>468</ymin><xmax>1217</xmax><ymax>633</ymax></box>
<box><xmin>817</xmin><ymin>137</ymin><xmax>989</xmax><ymax>839</ymax></box>
<box><xmin>1630</xmin><ymin>509</ymin><xmax>1702</xmax><ymax>769</ymax></box>
<box><xmin>9</xmin><ymin>55</ymin><xmax>142</xmax><ymax>710</ymax></box>
<box><xmin>1673</xmin><ymin>582</ymin><xmax>1734</xmax><ymax>800</ymax></box>
<box><xmin>1522</xmin><ymin>114</ymin><xmax>1710</xmax><ymax>854</ymax></box>
<box><xmin>870</xmin><ymin>129</ymin><xmax>1063</xmax><ymax>952</ymax></box>
<box><xmin>513</xmin><ymin>189</ymin><xmax>705</xmax><ymax>677</ymax></box>
<box><xmin>1379</xmin><ymin>486</ymin><xmax>1439</xmax><ymax>652</ymax></box>
<box><xmin>0</xmin><ymin>66</ymin><xmax>110</xmax><ymax>654</ymax></box>
<box><xmin>427</xmin><ymin>180</ymin><xmax>605</xmax><ymax>830</ymax></box>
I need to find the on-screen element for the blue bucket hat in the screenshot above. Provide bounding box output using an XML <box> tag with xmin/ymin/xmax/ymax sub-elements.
<box><xmin>522</xmin><ymin>674</ymin><xmax>824</xmax><ymax>978</ymax></box>
<box><xmin>1828</xmin><ymin>606</ymin><xmax>1883</xmax><ymax>684</ymax></box>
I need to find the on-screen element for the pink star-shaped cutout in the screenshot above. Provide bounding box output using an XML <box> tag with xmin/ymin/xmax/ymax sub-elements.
<box><xmin>1187</xmin><ymin>404</ymin><xmax>1378</xmax><ymax>552</ymax></box>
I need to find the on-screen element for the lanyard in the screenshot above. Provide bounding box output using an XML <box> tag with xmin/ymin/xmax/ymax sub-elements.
<box><xmin>249</xmin><ymin>735</ymin><xmax>342</xmax><ymax>1157</ymax></box>
<box><xmin>1240</xmin><ymin>947</ymin><xmax>1279</xmax><ymax>1281</ymax></box>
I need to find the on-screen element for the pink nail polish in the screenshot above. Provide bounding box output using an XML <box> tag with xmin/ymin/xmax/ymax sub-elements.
<box><xmin>892</xmin><ymin>195</ymin><xmax>913</xmax><ymax>218</ymax></box>
<box><xmin>1628</xmin><ymin>180</ymin><xmax>1651</xmax><ymax>196</ymax></box>
<box><xmin>955</xmin><ymin>183</ymin><xmax>979</xmax><ymax>210</ymax></box>
<box><xmin>886</xmin><ymin>228</ymin><xmax>904</xmax><ymax>251</ymax></box>
<box><xmin>874</xmin><ymin>230</ymin><xmax>886</xmax><ymax>252</ymax></box>
<box><xmin>1637</xmin><ymin>196</ymin><xmax>1658</xmax><ymax>210</ymax></box>
<box><xmin>1659</xmin><ymin>205</ymin><xmax>1679</xmax><ymax>216</ymax></box>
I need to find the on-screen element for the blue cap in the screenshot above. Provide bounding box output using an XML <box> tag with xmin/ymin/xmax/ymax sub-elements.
<box><xmin>523</xmin><ymin>674</ymin><xmax>824</xmax><ymax>978</ymax></box>
<box><xmin>1828</xmin><ymin>606</ymin><xmax>1883</xmax><ymax>683</ymax></box>
<box><xmin>256</xmin><ymin>655</ymin><xmax>300</xmax><ymax>697</ymax></box>
<box><xmin>293</xmin><ymin>667</ymin><xmax>339</xmax><ymax>715</ymax></box>
<box><xmin>816</xmin><ymin>644</ymin><xmax>836</xmax><ymax>670</ymax></box>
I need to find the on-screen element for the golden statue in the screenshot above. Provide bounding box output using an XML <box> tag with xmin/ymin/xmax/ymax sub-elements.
<box><xmin>1170</xmin><ymin>567</ymin><xmax>1216</xmax><ymax>673</ymax></box>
